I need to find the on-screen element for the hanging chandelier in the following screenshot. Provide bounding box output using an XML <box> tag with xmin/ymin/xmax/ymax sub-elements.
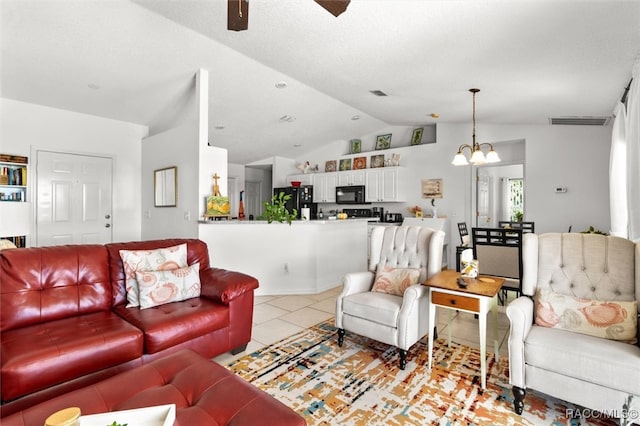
<box><xmin>451</xmin><ymin>88</ymin><xmax>501</xmax><ymax>166</ymax></box>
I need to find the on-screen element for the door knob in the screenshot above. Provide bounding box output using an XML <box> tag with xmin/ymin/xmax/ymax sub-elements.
<box><xmin>105</xmin><ymin>224</ymin><xmax>111</xmax><ymax>228</ymax></box>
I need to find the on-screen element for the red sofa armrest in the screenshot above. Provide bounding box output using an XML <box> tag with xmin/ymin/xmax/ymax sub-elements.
<box><xmin>200</xmin><ymin>267</ymin><xmax>259</xmax><ymax>304</ymax></box>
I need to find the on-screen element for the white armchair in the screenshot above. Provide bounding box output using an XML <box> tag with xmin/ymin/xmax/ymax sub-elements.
<box><xmin>507</xmin><ymin>233</ymin><xmax>640</xmax><ymax>417</ymax></box>
<box><xmin>335</xmin><ymin>225</ymin><xmax>444</xmax><ymax>369</ymax></box>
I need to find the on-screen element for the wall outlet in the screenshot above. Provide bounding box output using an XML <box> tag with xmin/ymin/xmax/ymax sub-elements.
<box><xmin>145</xmin><ymin>210</ymin><xmax>151</xmax><ymax>219</ymax></box>
<box><xmin>184</xmin><ymin>210</ymin><xmax>191</xmax><ymax>220</ymax></box>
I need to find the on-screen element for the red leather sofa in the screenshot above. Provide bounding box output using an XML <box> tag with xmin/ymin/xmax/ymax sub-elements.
<box><xmin>0</xmin><ymin>238</ymin><xmax>258</xmax><ymax>417</ymax></box>
<box><xmin>2</xmin><ymin>349</ymin><xmax>306</xmax><ymax>426</ymax></box>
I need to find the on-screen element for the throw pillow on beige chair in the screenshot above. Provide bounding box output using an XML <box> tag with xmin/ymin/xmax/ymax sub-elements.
<box><xmin>507</xmin><ymin>233</ymin><xmax>640</xmax><ymax>418</ymax></box>
<box><xmin>335</xmin><ymin>225</ymin><xmax>445</xmax><ymax>369</ymax></box>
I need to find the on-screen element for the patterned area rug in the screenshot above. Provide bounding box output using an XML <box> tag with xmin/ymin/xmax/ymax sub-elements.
<box><xmin>226</xmin><ymin>320</ymin><xmax>617</xmax><ymax>425</ymax></box>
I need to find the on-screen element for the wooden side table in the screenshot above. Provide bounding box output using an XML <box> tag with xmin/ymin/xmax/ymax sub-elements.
<box><xmin>423</xmin><ymin>269</ymin><xmax>504</xmax><ymax>389</ymax></box>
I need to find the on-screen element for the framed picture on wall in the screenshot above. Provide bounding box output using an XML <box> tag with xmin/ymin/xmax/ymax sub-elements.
<box><xmin>350</xmin><ymin>139</ymin><xmax>362</xmax><ymax>154</ymax></box>
<box><xmin>375</xmin><ymin>134</ymin><xmax>392</xmax><ymax>150</ymax></box>
<box><xmin>411</xmin><ymin>128</ymin><xmax>424</xmax><ymax>145</ymax></box>
<box><xmin>353</xmin><ymin>157</ymin><xmax>366</xmax><ymax>170</ymax></box>
<box><xmin>370</xmin><ymin>154</ymin><xmax>385</xmax><ymax>168</ymax></box>
<box><xmin>339</xmin><ymin>158</ymin><xmax>352</xmax><ymax>171</ymax></box>
<box><xmin>325</xmin><ymin>160</ymin><xmax>337</xmax><ymax>172</ymax></box>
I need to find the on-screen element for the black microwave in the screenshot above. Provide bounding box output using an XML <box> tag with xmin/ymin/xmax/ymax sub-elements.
<box><xmin>336</xmin><ymin>185</ymin><xmax>367</xmax><ymax>204</ymax></box>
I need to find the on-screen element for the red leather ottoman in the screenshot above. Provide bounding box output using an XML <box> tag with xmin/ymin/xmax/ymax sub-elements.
<box><xmin>2</xmin><ymin>349</ymin><xmax>306</xmax><ymax>426</ymax></box>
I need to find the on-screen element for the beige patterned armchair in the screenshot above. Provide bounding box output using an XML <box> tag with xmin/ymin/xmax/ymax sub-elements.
<box><xmin>507</xmin><ymin>233</ymin><xmax>640</xmax><ymax>418</ymax></box>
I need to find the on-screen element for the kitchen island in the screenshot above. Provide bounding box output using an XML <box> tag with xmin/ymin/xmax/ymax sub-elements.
<box><xmin>198</xmin><ymin>219</ymin><xmax>368</xmax><ymax>295</ymax></box>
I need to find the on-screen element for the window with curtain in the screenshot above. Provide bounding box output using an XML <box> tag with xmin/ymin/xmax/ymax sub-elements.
<box><xmin>610</xmin><ymin>60</ymin><xmax>639</xmax><ymax>241</ymax></box>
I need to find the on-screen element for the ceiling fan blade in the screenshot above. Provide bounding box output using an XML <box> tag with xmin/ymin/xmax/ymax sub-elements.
<box><xmin>228</xmin><ymin>0</ymin><xmax>249</xmax><ymax>31</ymax></box>
<box><xmin>314</xmin><ymin>0</ymin><xmax>350</xmax><ymax>17</ymax></box>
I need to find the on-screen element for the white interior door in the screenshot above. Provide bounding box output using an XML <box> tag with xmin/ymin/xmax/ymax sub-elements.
<box><xmin>476</xmin><ymin>173</ymin><xmax>493</xmax><ymax>227</ymax></box>
<box><xmin>36</xmin><ymin>150</ymin><xmax>113</xmax><ymax>246</ymax></box>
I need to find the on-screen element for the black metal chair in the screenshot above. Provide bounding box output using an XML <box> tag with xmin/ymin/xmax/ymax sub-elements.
<box><xmin>498</xmin><ymin>221</ymin><xmax>535</xmax><ymax>233</ymax></box>
<box><xmin>457</xmin><ymin>222</ymin><xmax>469</xmax><ymax>245</ymax></box>
<box><xmin>456</xmin><ymin>222</ymin><xmax>471</xmax><ymax>272</ymax></box>
<box><xmin>472</xmin><ymin>227</ymin><xmax>523</xmax><ymax>304</ymax></box>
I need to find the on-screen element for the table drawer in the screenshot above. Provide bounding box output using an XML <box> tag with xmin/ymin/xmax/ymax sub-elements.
<box><xmin>432</xmin><ymin>291</ymin><xmax>479</xmax><ymax>312</ymax></box>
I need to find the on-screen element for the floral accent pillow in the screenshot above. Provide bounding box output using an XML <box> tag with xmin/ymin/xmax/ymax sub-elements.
<box><xmin>535</xmin><ymin>288</ymin><xmax>638</xmax><ymax>343</ymax></box>
<box><xmin>135</xmin><ymin>262</ymin><xmax>201</xmax><ymax>309</ymax></box>
<box><xmin>371</xmin><ymin>266</ymin><xmax>421</xmax><ymax>296</ymax></box>
<box><xmin>119</xmin><ymin>243</ymin><xmax>187</xmax><ymax>307</ymax></box>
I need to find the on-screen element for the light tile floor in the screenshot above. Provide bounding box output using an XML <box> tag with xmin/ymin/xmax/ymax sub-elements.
<box><xmin>213</xmin><ymin>285</ymin><xmax>513</xmax><ymax>365</ymax></box>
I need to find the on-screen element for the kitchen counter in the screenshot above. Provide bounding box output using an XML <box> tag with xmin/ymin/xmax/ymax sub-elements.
<box><xmin>198</xmin><ymin>219</ymin><xmax>367</xmax><ymax>295</ymax></box>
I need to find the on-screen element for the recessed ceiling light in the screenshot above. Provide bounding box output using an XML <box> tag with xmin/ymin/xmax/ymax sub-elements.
<box><xmin>430</xmin><ymin>113</ymin><xmax>440</xmax><ymax>118</ymax></box>
<box><xmin>280</xmin><ymin>115</ymin><xmax>296</xmax><ymax>122</ymax></box>
<box><xmin>293</xmin><ymin>144</ymin><xmax>302</xmax><ymax>148</ymax></box>
<box><xmin>275</xmin><ymin>81</ymin><xmax>287</xmax><ymax>89</ymax></box>
<box><xmin>214</xmin><ymin>125</ymin><xmax>225</xmax><ymax>130</ymax></box>
<box><xmin>369</xmin><ymin>90</ymin><xmax>388</xmax><ymax>97</ymax></box>
<box><xmin>351</xmin><ymin>115</ymin><xmax>361</xmax><ymax>120</ymax></box>
<box><xmin>88</xmin><ymin>83</ymin><xmax>100</xmax><ymax>90</ymax></box>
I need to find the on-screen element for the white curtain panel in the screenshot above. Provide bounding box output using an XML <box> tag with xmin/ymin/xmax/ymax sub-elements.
<box><xmin>627</xmin><ymin>72</ymin><xmax>640</xmax><ymax>242</ymax></box>
<box><xmin>609</xmin><ymin>101</ymin><xmax>628</xmax><ymax>237</ymax></box>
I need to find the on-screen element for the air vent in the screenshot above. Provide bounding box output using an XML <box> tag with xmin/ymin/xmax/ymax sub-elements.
<box><xmin>369</xmin><ymin>90</ymin><xmax>388</xmax><ymax>97</ymax></box>
<box><xmin>549</xmin><ymin>116</ymin><xmax>611</xmax><ymax>126</ymax></box>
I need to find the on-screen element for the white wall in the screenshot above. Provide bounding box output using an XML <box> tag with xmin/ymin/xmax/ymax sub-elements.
<box><xmin>141</xmin><ymin>123</ymin><xmax>199</xmax><ymax>239</ymax></box>
<box><xmin>0</xmin><ymin>98</ymin><xmax>148</xmax><ymax>243</ymax></box>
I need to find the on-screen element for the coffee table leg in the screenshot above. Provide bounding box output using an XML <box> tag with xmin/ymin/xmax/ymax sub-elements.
<box><xmin>447</xmin><ymin>310</ymin><xmax>452</xmax><ymax>347</ymax></box>
<box><xmin>428</xmin><ymin>294</ymin><xmax>436</xmax><ymax>370</ymax></box>
<box><xmin>492</xmin><ymin>296</ymin><xmax>499</xmax><ymax>362</ymax></box>
<box><xmin>479</xmin><ymin>311</ymin><xmax>487</xmax><ymax>390</ymax></box>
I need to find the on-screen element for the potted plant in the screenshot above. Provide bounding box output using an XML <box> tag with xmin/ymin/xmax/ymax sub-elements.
<box><xmin>513</xmin><ymin>210</ymin><xmax>523</xmax><ymax>222</ymax></box>
<box><xmin>259</xmin><ymin>192</ymin><xmax>298</xmax><ymax>225</ymax></box>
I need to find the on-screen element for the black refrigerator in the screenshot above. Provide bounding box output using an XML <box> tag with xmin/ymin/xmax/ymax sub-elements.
<box><xmin>273</xmin><ymin>186</ymin><xmax>318</xmax><ymax>220</ymax></box>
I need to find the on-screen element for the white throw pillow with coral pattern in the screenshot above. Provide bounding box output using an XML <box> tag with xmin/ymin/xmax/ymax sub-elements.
<box><xmin>119</xmin><ymin>243</ymin><xmax>187</xmax><ymax>307</ymax></box>
<box><xmin>535</xmin><ymin>288</ymin><xmax>637</xmax><ymax>343</ymax></box>
<box><xmin>136</xmin><ymin>262</ymin><xmax>201</xmax><ymax>309</ymax></box>
<box><xmin>371</xmin><ymin>266</ymin><xmax>420</xmax><ymax>296</ymax></box>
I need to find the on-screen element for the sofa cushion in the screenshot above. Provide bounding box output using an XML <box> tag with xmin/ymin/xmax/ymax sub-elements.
<box><xmin>0</xmin><ymin>245</ymin><xmax>111</xmax><ymax>333</ymax></box>
<box><xmin>535</xmin><ymin>288</ymin><xmax>637</xmax><ymax>343</ymax></box>
<box><xmin>113</xmin><ymin>298</ymin><xmax>229</xmax><ymax>354</ymax></box>
<box><xmin>1</xmin><ymin>311</ymin><xmax>143</xmax><ymax>402</ymax></box>
<box><xmin>119</xmin><ymin>243</ymin><xmax>187</xmax><ymax>308</ymax></box>
<box><xmin>524</xmin><ymin>325</ymin><xmax>640</xmax><ymax>396</ymax></box>
<box><xmin>343</xmin><ymin>291</ymin><xmax>401</xmax><ymax>328</ymax></box>
<box><xmin>136</xmin><ymin>262</ymin><xmax>201</xmax><ymax>309</ymax></box>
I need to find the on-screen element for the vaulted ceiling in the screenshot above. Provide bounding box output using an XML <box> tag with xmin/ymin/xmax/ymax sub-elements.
<box><xmin>2</xmin><ymin>0</ymin><xmax>639</xmax><ymax>163</ymax></box>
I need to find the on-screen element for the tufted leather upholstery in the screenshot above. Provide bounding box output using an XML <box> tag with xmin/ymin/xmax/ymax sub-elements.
<box><xmin>2</xmin><ymin>349</ymin><xmax>306</xmax><ymax>426</ymax></box>
<box><xmin>507</xmin><ymin>233</ymin><xmax>640</xmax><ymax>416</ymax></box>
<box><xmin>336</xmin><ymin>226</ymin><xmax>444</xmax><ymax>369</ymax></box>
<box><xmin>0</xmin><ymin>239</ymin><xmax>259</xmax><ymax>417</ymax></box>
<box><xmin>1</xmin><ymin>245</ymin><xmax>112</xmax><ymax>332</ymax></box>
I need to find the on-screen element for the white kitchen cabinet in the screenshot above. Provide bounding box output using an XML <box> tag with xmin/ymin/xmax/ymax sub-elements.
<box><xmin>286</xmin><ymin>174</ymin><xmax>314</xmax><ymax>186</ymax></box>
<box><xmin>337</xmin><ymin>170</ymin><xmax>365</xmax><ymax>186</ymax></box>
<box><xmin>365</xmin><ymin>167</ymin><xmax>405</xmax><ymax>202</ymax></box>
<box><xmin>313</xmin><ymin>172</ymin><xmax>338</xmax><ymax>203</ymax></box>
